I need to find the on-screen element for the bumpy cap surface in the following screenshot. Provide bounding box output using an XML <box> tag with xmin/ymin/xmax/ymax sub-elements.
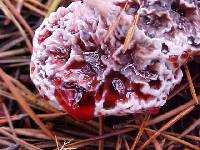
<box><xmin>30</xmin><ymin>0</ymin><xmax>200</xmax><ymax>120</ymax></box>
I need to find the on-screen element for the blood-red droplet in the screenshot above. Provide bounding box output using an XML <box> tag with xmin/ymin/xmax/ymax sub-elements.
<box><xmin>54</xmin><ymin>82</ymin><xmax>95</xmax><ymax>121</ymax></box>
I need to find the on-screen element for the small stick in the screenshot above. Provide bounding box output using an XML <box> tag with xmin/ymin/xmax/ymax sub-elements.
<box><xmin>65</xmin><ymin>128</ymin><xmax>134</xmax><ymax>149</ymax></box>
<box><xmin>184</xmin><ymin>64</ymin><xmax>199</xmax><ymax>104</ymax></box>
<box><xmin>146</xmin><ymin>96</ymin><xmax>200</xmax><ymax>126</ymax></box>
<box><xmin>0</xmin><ymin>68</ymin><xmax>55</xmax><ymax>140</ymax></box>
<box><xmin>166</xmin><ymin>117</ymin><xmax>200</xmax><ymax>147</ymax></box>
<box><xmin>115</xmin><ymin>135</ymin><xmax>122</xmax><ymax>150</ymax></box>
<box><xmin>139</xmin><ymin>105</ymin><xmax>195</xmax><ymax>149</ymax></box>
<box><xmin>130</xmin><ymin>113</ymin><xmax>150</xmax><ymax>150</ymax></box>
<box><xmin>0</xmin><ymin>127</ymin><xmax>41</xmax><ymax>150</ymax></box>
<box><xmin>126</xmin><ymin>125</ymin><xmax>200</xmax><ymax>150</ymax></box>
<box><xmin>0</xmin><ymin>37</ymin><xmax>24</xmax><ymax>52</ymax></box>
<box><xmin>98</xmin><ymin>116</ymin><xmax>104</xmax><ymax>150</ymax></box>
<box><xmin>2</xmin><ymin>103</ymin><xmax>17</xmax><ymax>137</ymax></box>
<box><xmin>23</xmin><ymin>2</ymin><xmax>47</xmax><ymax>16</ymax></box>
<box><xmin>152</xmin><ymin>139</ymin><xmax>162</xmax><ymax>150</ymax></box>
<box><xmin>123</xmin><ymin>1</ymin><xmax>144</xmax><ymax>53</ymax></box>
<box><xmin>104</xmin><ymin>1</ymin><xmax>129</xmax><ymax>42</ymax></box>
<box><xmin>2</xmin><ymin>0</ymin><xmax>34</xmax><ymax>38</ymax></box>
<box><xmin>0</xmin><ymin>1</ymin><xmax>32</xmax><ymax>52</ymax></box>
<box><xmin>26</xmin><ymin>0</ymin><xmax>49</xmax><ymax>10</ymax></box>
<box><xmin>122</xmin><ymin>136</ymin><xmax>130</xmax><ymax>150</ymax></box>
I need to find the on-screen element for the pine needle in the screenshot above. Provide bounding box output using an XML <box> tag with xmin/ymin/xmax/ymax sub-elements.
<box><xmin>184</xmin><ymin>64</ymin><xmax>199</xmax><ymax>104</ymax></box>
<box><xmin>0</xmin><ymin>68</ymin><xmax>55</xmax><ymax>140</ymax></box>
<box><xmin>123</xmin><ymin>1</ymin><xmax>144</xmax><ymax>53</ymax></box>
<box><xmin>139</xmin><ymin>105</ymin><xmax>195</xmax><ymax>149</ymax></box>
<box><xmin>47</xmin><ymin>0</ymin><xmax>61</xmax><ymax>16</ymax></box>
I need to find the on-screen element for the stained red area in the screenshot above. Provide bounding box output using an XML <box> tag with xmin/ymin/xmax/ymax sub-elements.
<box><xmin>149</xmin><ymin>80</ymin><xmax>161</xmax><ymax>89</ymax></box>
<box><xmin>54</xmin><ymin>82</ymin><xmax>95</xmax><ymax>121</ymax></box>
<box><xmin>30</xmin><ymin>63</ymin><xmax>35</xmax><ymax>74</ymax></box>
<box><xmin>43</xmin><ymin>95</ymin><xmax>49</xmax><ymax>101</ymax></box>
<box><xmin>168</xmin><ymin>55</ymin><xmax>180</xmax><ymax>68</ymax></box>
<box><xmin>180</xmin><ymin>50</ymin><xmax>192</xmax><ymax>62</ymax></box>
<box><xmin>168</xmin><ymin>55</ymin><xmax>178</xmax><ymax>63</ymax></box>
<box><xmin>38</xmin><ymin>30</ymin><xmax>52</xmax><ymax>44</ymax></box>
<box><xmin>51</xmin><ymin>77</ymin><xmax>62</xmax><ymax>87</ymax></box>
<box><xmin>148</xmin><ymin>107</ymin><xmax>160</xmax><ymax>115</ymax></box>
<box><xmin>103</xmin><ymin>71</ymin><xmax>127</xmax><ymax>109</ymax></box>
<box><xmin>132</xmin><ymin>83</ymin><xmax>155</xmax><ymax>100</ymax></box>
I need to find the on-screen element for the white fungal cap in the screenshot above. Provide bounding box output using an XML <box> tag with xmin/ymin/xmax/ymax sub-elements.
<box><xmin>30</xmin><ymin>0</ymin><xmax>200</xmax><ymax>120</ymax></box>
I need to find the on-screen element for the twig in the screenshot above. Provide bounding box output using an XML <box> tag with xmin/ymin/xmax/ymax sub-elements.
<box><xmin>0</xmin><ymin>37</ymin><xmax>24</xmax><ymax>52</ymax></box>
<box><xmin>47</xmin><ymin>0</ymin><xmax>61</xmax><ymax>16</ymax></box>
<box><xmin>98</xmin><ymin>116</ymin><xmax>104</xmax><ymax>150</ymax></box>
<box><xmin>23</xmin><ymin>2</ymin><xmax>47</xmax><ymax>16</ymax></box>
<box><xmin>115</xmin><ymin>135</ymin><xmax>122</xmax><ymax>150</ymax></box>
<box><xmin>184</xmin><ymin>64</ymin><xmax>199</xmax><ymax>104</ymax></box>
<box><xmin>130</xmin><ymin>113</ymin><xmax>150</xmax><ymax>150</ymax></box>
<box><xmin>0</xmin><ymin>1</ymin><xmax>32</xmax><ymax>52</ymax></box>
<box><xmin>2</xmin><ymin>127</ymin><xmax>67</xmax><ymax>141</ymax></box>
<box><xmin>0</xmin><ymin>48</ymin><xmax>27</xmax><ymax>58</ymax></box>
<box><xmin>26</xmin><ymin>0</ymin><xmax>49</xmax><ymax>10</ymax></box>
<box><xmin>2</xmin><ymin>0</ymin><xmax>34</xmax><ymax>38</ymax></box>
<box><xmin>139</xmin><ymin>105</ymin><xmax>195</xmax><ymax>149</ymax></box>
<box><xmin>166</xmin><ymin>117</ymin><xmax>200</xmax><ymax>147</ymax></box>
<box><xmin>65</xmin><ymin>128</ymin><xmax>134</xmax><ymax>149</ymax></box>
<box><xmin>146</xmin><ymin>96</ymin><xmax>199</xmax><ymax>126</ymax></box>
<box><xmin>123</xmin><ymin>1</ymin><xmax>144</xmax><ymax>53</ymax></box>
<box><xmin>104</xmin><ymin>1</ymin><xmax>129</xmax><ymax>42</ymax></box>
<box><xmin>2</xmin><ymin>103</ymin><xmax>17</xmax><ymax>137</ymax></box>
<box><xmin>0</xmin><ymin>68</ymin><xmax>55</xmax><ymax>140</ymax></box>
<box><xmin>122</xmin><ymin>136</ymin><xmax>130</xmax><ymax>150</ymax></box>
<box><xmin>0</xmin><ymin>127</ymin><xmax>41</xmax><ymax>150</ymax></box>
<box><xmin>125</xmin><ymin>125</ymin><xmax>200</xmax><ymax>150</ymax></box>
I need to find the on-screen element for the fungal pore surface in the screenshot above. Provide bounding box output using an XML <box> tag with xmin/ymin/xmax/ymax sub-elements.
<box><xmin>30</xmin><ymin>0</ymin><xmax>200</xmax><ymax>120</ymax></box>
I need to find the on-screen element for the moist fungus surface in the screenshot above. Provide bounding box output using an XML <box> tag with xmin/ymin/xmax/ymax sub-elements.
<box><xmin>30</xmin><ymin>0</ymin><xmax>200</xmax><ymax>120</ymax></box>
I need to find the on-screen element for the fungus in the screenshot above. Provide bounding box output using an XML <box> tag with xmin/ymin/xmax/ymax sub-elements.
<box><xmin>30</xmin><ymin>0</ymin><xmax>200</xmax><ymax>120</ymax></box>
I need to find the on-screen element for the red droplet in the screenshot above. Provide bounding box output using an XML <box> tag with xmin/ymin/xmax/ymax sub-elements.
<box><xmin>38</xmin><ymin>30</ymin><xmax>52</xmax><ymax>44</ymax></box>
<box><xmin>54</xmin><ymin>83</ymin><xmax>95</xmax><ymax>121</ymax></box>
